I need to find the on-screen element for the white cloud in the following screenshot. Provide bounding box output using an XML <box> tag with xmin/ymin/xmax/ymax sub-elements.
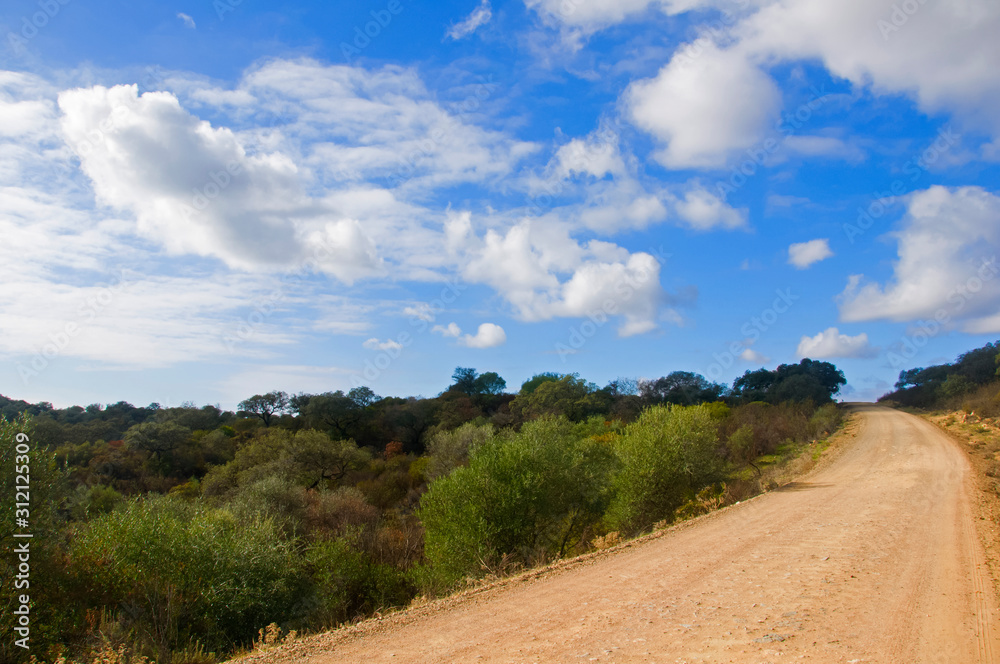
<box><xmin>177</xmin><ymin>12</ymin><xmax>196</xmax><ymax>29</ymax></box>
<box><xmin>432</xmin><ymin>322</ymin><xmax>463</xmax><ymax>338</ymax></box>
<box><xmin>611</xmin><ymin>0</ymin><xmax>1000</xmax><ymax>170</ymax></box>
<box><xmin>626</xmin><ymin>43</ymin><xmax>781</xmax><ymax>168</ymax></box>
<box><xmin>460</xmin><ymin>323</ymin><xmax>507</xmax><ymax>348</ymax></box>
<box><xmin>524</xmin><ymin>0</ymin><xmax>715</xmax><ymax>34</ymax></box>
<box><xmin>740</xmin><ymin>348</ymin><xmax>770</xmax><ymax>364</ymax></box>
<box><xmin>673</xmin><ymin>187</ymin><xmax>747</xmax><ymax>230</ymax></box>
<box><xmin>839</xmin><ymin>186</ymin><xmax>1000</xmax><ymax>328</ymax></box>
<box><xmin>460</xmin><ymin>219</ymin><xmax>671</xmax><ymax>336</ymax></box>
<box><xmin>447</xmin><ymin>0</ymin><xmax>493</xmax><ymax>39</ymax></box>
<box><xmin>788</xmin><ymin>238</ymin><xmax>833</xmax><ymax>269</ymax></box>
<box><xmin>404</xmin><ymin>303</ymin><xmax>436</xmax><ymax>322</ymax></box>
<box><xmin>797</xmin><ymin>327</ymin><xmax>877</xmax><ymax>359</ymax></box>
<box><xmin>736</xmin><ymin>0</ymin><xmax>1000</xmax><ymax>140</ymax></box>
<box><xmin>363</xmin><ymin>337</ymin><xmax>403</xmax><ymax>351</ymax></box>
<box><xmin>550</xmin><ymin>134</ymin><xmax>625</xmax><ymax>181</ymax></box>
<box><xmin>57</xmin><ymin>83</ymin><xmax>382</xmax><ymax>281</ymax></box>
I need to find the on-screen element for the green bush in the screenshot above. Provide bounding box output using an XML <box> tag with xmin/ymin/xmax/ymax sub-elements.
<box><xmin>69</xmin><ymin>496</ymin><xmax>305</xmax><ymax>659</ymax></box>
<box><xmin>303</xmin><ymin>534</ymin><xmax>414</xmax><ymax>628</ymax></box>
<box><xmin>418</xmin><ymin>416</ymin><xmax>616</xmax><ymax>589</ymax></box>
<box><xmin>424</xmin><ymin>422</ymin><xmax>494</xmax><ymax>481</ymax></box>
<box><xmin>0</xmin><ymin>414</ymin><xmax>78</xmax><ymax>663</ymax></box>
<box><xmin>605</xmin><ymin>404</ymin><xmax>723</xmax><ymax>534</ymax></box>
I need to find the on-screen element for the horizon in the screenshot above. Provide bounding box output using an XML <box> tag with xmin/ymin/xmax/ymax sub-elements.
<box><xmin>2</xmin><ymin>0</ymin><xmax>1000</xmax><ymax>411</ymax></box>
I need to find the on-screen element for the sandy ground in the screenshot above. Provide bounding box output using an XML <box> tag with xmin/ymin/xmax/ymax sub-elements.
<box><xmin>241</xmin><ymin>405</ymin><xmax>1000</xmax><ymax>663</ymax></box>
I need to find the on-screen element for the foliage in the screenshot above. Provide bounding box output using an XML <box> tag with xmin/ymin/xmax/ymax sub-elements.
<box><xmin>605</xmin><ymin>404</ymin><xmax>724</xmax><ymax>534</ymax></box>
<box><xmin>639</xmin><ymin>372</ymin><xmax>725</xmax><ymax>406</ymax></box>
<box><xmin>69</xmin><ymin>496</ymin><xmax>305</xmax><ymax>659</ymax></box>
<box><xmin>237</xmin><ymin>391</ymin><xmax>289</xmax><ymax>427</ymax></box>
<box><xmin>881</xmin><ymin>340</ymin><xmax>1000</xmax><ymax>409</ymax></box>
<box><xmin>424</xmin><ymin>422</ymin><xmax>494</xmax><ymax>481</ymax></box>
<box><xmin>732</xmin><ymin>359</ymin><xmax>845</xmax><ymax>404</ymax></box>
<box><xmin>418</xmin><ymin>416</ymin><xmax>617</xmax><ymax>588</ymax></box>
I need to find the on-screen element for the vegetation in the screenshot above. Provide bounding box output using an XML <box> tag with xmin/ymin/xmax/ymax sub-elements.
<box><xmin>879</xmin><ymin>340</ymin><xmax>1000</xmax><ymax>414</ymax></box>
<box><xmin>0</xmin><ymin>359</ymin><xmax>846</xmax><ymax>663</ymax></box>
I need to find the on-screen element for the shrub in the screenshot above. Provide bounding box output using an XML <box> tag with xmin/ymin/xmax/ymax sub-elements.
<box><xmin>424</xmin><ymin>422</ymin><xmax>494</xmax><ymax>481</ymax></box>
<box><xmin>303</xmin><ymin>535</ymin><xmax>414</xmax><ymax>628</ymax></box>
<box><xmin>418</xmin><ymin>416</ymin><xmax>616</xmax><ymax>589</ymax></box>
<box><xmin>69</xmin><ymin>496</ymin><xmax>305</xmax><ymax>659</ymax></box>
<box><xmin>605</xmin><ymin>404</ymin><xmax>723</xmax><ymax>534</ymax></box>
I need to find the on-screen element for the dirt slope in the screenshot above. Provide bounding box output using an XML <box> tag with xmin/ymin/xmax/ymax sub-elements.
<box><xmin>244</xmin><ymin>405</ymin><xmax>1000</xmax><ymax>663</ymax></box>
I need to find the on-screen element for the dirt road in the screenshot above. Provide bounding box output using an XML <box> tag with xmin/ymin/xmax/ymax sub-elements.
<box><xmin>252</xmin><ymin>405</ymin><xmax>1000</xmax><ymax>663</ymax></box>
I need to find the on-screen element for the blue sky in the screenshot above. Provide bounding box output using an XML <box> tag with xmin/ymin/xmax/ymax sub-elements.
<box><xmin>2</xmin><ymin>0</ymin><xmax>1000</xmax><ymax>409</ymax></box>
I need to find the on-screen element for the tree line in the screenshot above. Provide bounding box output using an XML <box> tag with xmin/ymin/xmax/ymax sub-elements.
<box><xmin>0</xmin><ymin>359</ymin><xmax>845</xmax><ymax>664</ymax></box>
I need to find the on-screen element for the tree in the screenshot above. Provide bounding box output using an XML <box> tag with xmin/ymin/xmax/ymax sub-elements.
<box><xmin>640</xmin><ymin>372</ymin><xmax>725</xmax><ymax>406</ymax></box>
<box><xmin>510</xmin><ymin>374</ymin><xmax>609</xmax><ymax>422</ymax></box>
<box><xmin>731</xmin><ymin>360</ymin><xmax>845</xmax><ymax>404</ymax></box>
<box><xmin>519</xmin><ymin>372</ymin><xmax>561</xmax><ymax>395</ymax></box>
<box><xmin>124</xmin><ymin>421</ymin><xmax>191</xmax><ymax>458</ymax></box>
<box><xmin>285</xmin><ymin>431</ymin><xmax>370</xmax><ymax>490</ymax></box>
<box><xmin>238</xmin><ymin>391</ymin><xmax>289</xmax><ymax>427</ymax></box>
<box><xmin>732</xmin><ymin>368</ymin><xmax>777</xmax><ymax>402</ymax></box>
<box><xmin>475</xmin><ymin>371</ymin><xmax>507</xmax><ymax>395</ymax></box>
<box><xmin>450</xmin><ymin>367</ymin><xmax>481</xmax><ymax>395</ymax></box>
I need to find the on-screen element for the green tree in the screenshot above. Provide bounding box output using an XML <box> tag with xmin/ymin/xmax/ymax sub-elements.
<box><xmin>238</xmin><ymin>391</ymin><xmax>289</xmax><ymax>427</ymax></box>
<box><xmin>640</xmin><ymin>372</ymin><xmax>725</xmax><ymax>406</ymax></box>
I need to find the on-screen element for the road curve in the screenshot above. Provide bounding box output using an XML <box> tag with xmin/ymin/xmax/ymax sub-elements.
<box><xmin>256</xmin><ymin>405</ymin><xmax>1000</xmax><ymax>663</ymax></box>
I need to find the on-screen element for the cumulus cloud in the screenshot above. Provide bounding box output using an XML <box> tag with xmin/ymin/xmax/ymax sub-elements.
<box><xmin>432</xmin><ymin>322</ymin><xmax>463</xmax><ymax>338</ymax></box>
<box><xmin>838</xmin><ymin>186</ymin><xmax>1000</xmax><ymax>329</ymax></box>
<box><xmin>627</xmin><ymin>43</ymin><xmax>781</xmax><ymax>169</ymax></box>
<box><xmin>363</xmin><ymin>337</ymin><xmax>403</xmax><ymax>351</ymax></box>
<box><xmin>740</xmin><ymin>348</ymin><xmax>770</xmax><ymax>364</ymax></box>
<box><xmin>736</xmin><ymin>0</ymin><xmax>1000</xmax><ymax>140</ymax></box>
<box><xmin>797</xmin><ymin>327</ymin><xmax>877</xmax><ymax>359</ymax></box>
<box><xmin>460</xmin><ymin>323</ymin><xmax>507</xmax><ymax>348</ymax></box>
<box><xmin>612</xmin><ymin>0</ymin><xmax>1000</xmax><ymax>169</ymax></box>
<box><xmin>447</xmin><ymin>0</ymin><xmax>493</xmax><ymax>39</ymax></box>
<box><xmin>523</xmin><ymin>0</ymin><xmax>714</xmax><ymax>34</ymax></box>
<box><xmin>57</xmin><ymin>83</ymin><xmax>382</xmax><ymax>280</ymax></box>
<box><xmin>788</xmin><ymin>238</ymin><xmax>833</xmax><ymax>269</ymax></box>
<box><xmin>460</xmin><ymin>219</ymin><xmax>671</xmax><ymax>336</ymax></box>
<box><xmin>673</xmin><ymin>187</ymin><xmax>747</xmax><ymax>230</ymax></box>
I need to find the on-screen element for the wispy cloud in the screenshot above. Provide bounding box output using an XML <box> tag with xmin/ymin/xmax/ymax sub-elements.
<box><xmin>447</xmin><ymin>0</ymin><xmax>492</xmax><ymax>40</ymax></box>
<box><xmin>177</xmin><ymin>12</ymin><xmax>196</xmax><ymax>29</ymax></box>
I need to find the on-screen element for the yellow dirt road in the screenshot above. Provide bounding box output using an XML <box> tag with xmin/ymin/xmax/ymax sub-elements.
<box><xmin>248</xmin><ymin>405</ymin><xmax>1000</xmax><ymax>663</ymax></box>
